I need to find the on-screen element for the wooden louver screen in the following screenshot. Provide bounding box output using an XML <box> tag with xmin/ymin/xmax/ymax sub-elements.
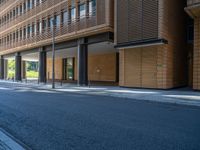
<box><xmin>117</xmin><ymin>0</ymin><xmax>159</xmax><ymax>44</ymax></box>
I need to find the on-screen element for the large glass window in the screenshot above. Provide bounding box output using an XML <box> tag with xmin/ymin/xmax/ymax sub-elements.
<box><xmin>79</xmin><ymin>3</ymin><xmax>86</xmax><ymax>19</ymax></box>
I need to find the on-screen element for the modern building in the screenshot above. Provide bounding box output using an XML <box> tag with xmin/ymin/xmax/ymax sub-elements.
<box><xmin>0</xmin><ymin>0</ymin><xmax>116</xmax><ymax>86</ymax></box>
<box><xmin>0</xmin><ymin>0</ymin><xmax>197</xmax><ymax>90</ymax></box>
<box><xmin>185</xmin><ymin>0</ymin><xmax>200</xmax><ymax>90</ymax></box>
<box><xmin>116</xmin><ymin>0</ymin><xmax>190</xmax><ymax>89</ymax></box>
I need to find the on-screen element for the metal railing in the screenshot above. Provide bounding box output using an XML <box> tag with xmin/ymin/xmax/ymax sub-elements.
<box><xmin>0</xmin><ymin>0</ymin><xmax>61</xmax><ymax>32</ymax></box>
<box><xmin>0</xmin><ymin>15</ymin><xmax>101</xmax><ymax>51</ymax></box>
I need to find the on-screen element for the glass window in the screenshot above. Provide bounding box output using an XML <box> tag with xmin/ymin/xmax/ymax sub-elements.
<box><xmin>27</xmin><ymin>25</ymin><xmax>30</xmax><ymax>35</ymax></box>
<box><xmin>71</xmin><ymin>7</ymin><xmax>76</xmax><ymax>21</ymax></box>
<box><xmin>30</xmin><ymin>25</ymin><xmax>32</xmax><ymax>36</ymax></box>
<box><xmin>20</xmin><ymin>29</ymin><xmax>23</xmax><ymax>39</ymax></box>
<box><xmin>42</xmin><ymin>19</ymin><xmax>47</xmax><ymax>31</ymax></box>
<box><xmin>89</xmin><ymin>0</ymin><xmax>96</xmax><ymax>16</ymax></box>
<box><xmin>49</xmin><ymin>17</ymin><xmax>54</xmax><ymax>30</ymax></box>
<box><xmin>23</xmin><ymin>2</ymin><xmax>26</xmax><ymax>12</ymax></box>
<box><xmin>32</xmin><ymin>24</ymin><xmax>35</xmax><ymax>34</ymax></box>
<box><xmin>39</xmin><ymin>21</ymin><xmax>42</xmax><ymax>33</ymax></box>
<box><xmin>29</xmin><ymin>0</ymin><xmax>33</xmax><ymax>9</ymax></box>
<box><xmin>79</xmin><ymin>3</ymin><xmax>86</xmax><ymax>19</ymax></box>
<box><xmin>13</xmin><ymin>32</ymin><xmax>16</xmax><ymax>41</ymax></box>
<box><xmin>63</xmin><ymin>11</ymin><xmax>68</xmax><ymax>24</ymax></box>
<box><xmin>27</xmin><ymin>0</ymin><xmax>31</xmax><ymax>10</ymax></box>
<box><xmin>23</xmin><ymin>27</ymin><xmax>26</xmax><ymax>39</ymax></box>
<box><xmin>16</xmin><ymin>7</ymin><xmax>19</xmax><ymax>16</ymax></box>
<box><xmin>16</xmin><ymin>30</ymin><xmax>19</xmax><ymax>40</ymax></box>
<box><xmin>55</xmin><ymin>15</ymin><xmax>61</xmax><ymax>28</ymax></box>
<box><xmin>13</xmin><ymin>9</ymin><xmax>16</xmax><ymax>17</ymax></box>
<box><xmin>20</xmin><ymin>4</ymin><xmax>23</xmax><ymax>14</ymax></box>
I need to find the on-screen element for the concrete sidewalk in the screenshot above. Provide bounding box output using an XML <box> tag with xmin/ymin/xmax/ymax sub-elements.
<box><xmin>1</xmin><ymin>80</ymin><xmax>200</xmax><ymax>107</ymax></box>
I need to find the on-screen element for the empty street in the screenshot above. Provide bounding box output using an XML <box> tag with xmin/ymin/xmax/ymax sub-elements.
<box><xmin>0</xmin><ymin>82</ymin><xmax>199</xmax><ymax>150</ymax></box>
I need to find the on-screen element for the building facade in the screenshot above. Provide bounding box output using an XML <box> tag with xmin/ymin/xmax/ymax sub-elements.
<box><xmin>0</xmin><ymin>0</ymin><xmax>116</xmax><ymax>86</ymax></box>
<box><xmin>0</xmin><ymin>0</ymin><xmax>197</xmax><ymax>90</ymax></box>
<box><xmin>185</xmin><ymin>0</ymin><xmax>200</xmax><ymax>90</ymax></box>
<box><xmin>116</xmin><ymin>0</ymin><xmax>189</xmax><ymax>89</ymax></box>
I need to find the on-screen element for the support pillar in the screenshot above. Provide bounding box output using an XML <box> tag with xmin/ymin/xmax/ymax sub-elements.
<box><xmin>22</xmin><ymin>61</ymin><xmax>26</xmax><ymax>79</ymax></box>
<box><xmin>15</xmin><ymin>52</ymin><xmax>22</xmax><ymax>81</ymax></box>
<box><xmin>39</xmin><ymin>48</ymin><xmax>47</xmax><ymax>83</ymax></box>
<box><xmin>4</xmin><ymin>60</ymin><xmax>8</xmax><ymax>79</ymax></box>
<box><xmin>0</xmin><ymin>56</ymin><xmax>4</xmax><ymax>79</ymax></box>
<box><xmin>77</xmin><ymin>38</ymin><xmax>88</xmax><ymax>86</ymax></box>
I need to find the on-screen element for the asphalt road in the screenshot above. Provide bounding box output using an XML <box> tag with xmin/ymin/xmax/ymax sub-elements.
<box><xmin>0</xmin><ymin>83</ymin><xmax>199</xmax><ymax>150</ymax></box>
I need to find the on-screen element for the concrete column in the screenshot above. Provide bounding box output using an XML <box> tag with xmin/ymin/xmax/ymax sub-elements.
<box><xmin>0</xmin><ymin>56</ymin><xmax>4</xmax><ymax>79</ymax></box>
<box><xmin>39</xmin><ymin>48</ymin><xmax>47</xmax><ymax>83</ymax></box>
<box><xmin>116</xmin><ymin>52</ymin><xmax>119</xmax><ymax>83</ymax></box>
<box><xmin>22</xmin><ymin>61</ymin><xmax>26</xmax><ymax>79</ymax></box>
<box><xmin>15</xmin><ymin>52</ymin><xmax>22</xmax><ymax>81</ymax></box>
<box><xmin>4</xmin><ymin>60</ymin><xmax>8</xmax><ymax>79</ymax></box>
<box><xmin>77</xmin><ymin>38</ymin><xmax>88</xmax><ymax>86</ymax></box>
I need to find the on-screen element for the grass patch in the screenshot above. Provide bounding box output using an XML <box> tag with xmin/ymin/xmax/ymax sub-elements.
<box><xmin>26</xmin><ymin>71</ymin><xmax>38</xmax><ymax>78</ymax></box>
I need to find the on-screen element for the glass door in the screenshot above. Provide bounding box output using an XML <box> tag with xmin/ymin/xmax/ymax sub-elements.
<box><xmin>63</xmin><ymin>57</ymin><xmax>74</xmax><ymax>80</ymax></box>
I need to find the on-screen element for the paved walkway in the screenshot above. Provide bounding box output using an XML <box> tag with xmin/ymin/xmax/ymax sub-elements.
<box><xmin>0</xmin><ymin>80</ymin><xmax>200</xmax><ymax>107</ymax></box>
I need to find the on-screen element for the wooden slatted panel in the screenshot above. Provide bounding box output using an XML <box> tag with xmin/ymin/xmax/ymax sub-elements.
<box><xmin>143</xmin><ymin>0</ymin><xmax>158</xmax><ymax>40</ymax></box>
<box><xmin>97</xmin><ymin>0</ymin><xmax>105</xmax><ymax>25</ymax></box>
<box><xmin>128</xmin><ymin>0</ymin><xmax>142</xmax><ymax>41</ymax></box>
<box><xmin>120</xmin><ymin>47</ymin><xmax>158</xmax><ymax>88</ymax></box>
<box><xmin>116</xmin><ymin>0</ymin><xmax>128</xmax><ymax>43</ymax></box>
<box><xmin>141</xmin><ymin>48</ymin><xmax>157</xmax><ymax>88</ymax></box>
<box><xmin>116</xmin><ymin>0</ymin><xmax>159</xmax><ymax>44</ymax></box>
<box><xmin>124</xmin><ymin>48</ymin><xmax>141</xmax><ymax>87</ymax></box>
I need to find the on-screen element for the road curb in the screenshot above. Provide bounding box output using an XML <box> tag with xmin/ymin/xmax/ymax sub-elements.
<box><xmin>0</xmin><ymin>128</ymin><xmax>31</xmax><ymax>150</ymax></box>
<box><xmin>1</xmin><ymin>80</ymin><xmax>200</xmax><ymax>108</ymax></box>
